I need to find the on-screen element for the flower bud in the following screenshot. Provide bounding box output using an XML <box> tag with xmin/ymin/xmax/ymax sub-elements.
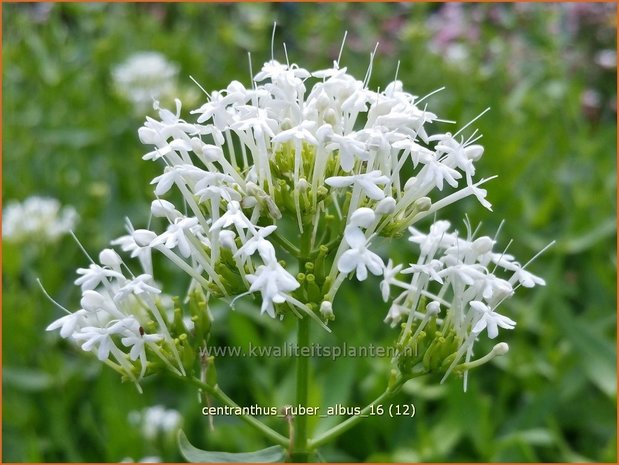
<box><xmin>219</xmin><ymin>230</ymin><xmax>237</xmax><ymax>250</ymax></box>
<box><xmin>151</xmin><ymin>199</ymin><xmax>179</xmax><ymax>219</ymax></box>
<box><xmin>202</xmin><ymin>145</ymin><xmax>223</xmax><ymax>162</ymax></box>
<box><xmin>403</xmin><ymin>177</ymin><xmax>417</xmax><ymax>191</ymax></box>
<box><xmin>133</xmin><ymin>229</ymin><xmax>157</xmax><ymax>247</ymax></box>
<box><xmin>472</xmin><ymin>236</ymin><xmax>494</xmax><ymax>255</ymax></box>
<box><xmin>413</xmin><ymin>196</ymin><xmax>431</xmax><ymax>212</ymax></box>
<box><xmin>375</xmin><ymin>196</ymin><xmax>396</xmax><ymax>215</ymax></box>
<box><xmin>100</xmin><ymin>248</ymin><xmax>122</xmax><ymax>268</ymax></box>
<box><xmin>320</xmin><ymin>301</ymin><xmax>334</xmax><ymax>320</ymax></box>
<box><xmin>350</xmin><ymin>207</ymin><xmax>376</xmax><ymax>228</ymax></box>
<box><xmin>81</xmin><ymin>290</ymin><xmax>106</xmax><ymax>312</ymax></box>
<box><xmin>493</xmin><ymin>342</ymin><xmax>509</xmax><ymax>356</ymax></box>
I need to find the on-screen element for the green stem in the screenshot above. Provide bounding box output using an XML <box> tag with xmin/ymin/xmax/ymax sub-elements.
<box><xmin>271</xmin><ymin>231</ymin><xmax>302</xmax><ymax>257</ymax></box>
<box><xmin>290</xmin><ymin>316</ymin><xmax>311</xmax><ymax>462</ymax></box>
<box><xmin>308</xmin><ymin>375</ymin><xmax>422</xmax><ymax>449</ymax></box>
<box><xmin>181</xmin><ymin>375</ymin><xmax>289</xmax><ymax>448</ymax></box>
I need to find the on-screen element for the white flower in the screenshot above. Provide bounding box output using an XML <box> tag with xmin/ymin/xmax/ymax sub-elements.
<box><xmin>3</xmin><ymin>196</ymin><xmax>78</xmax><ymax>243</ymax></box>
<box><xmin>121</xmin><ymin>325</ymin><xmax>163</xmax><ymax>377</ymax></box>
<box><xmin>408</xmin><ymin>220</ymin><xmax>455</xmax><ymax>257</ymax></box>
<box><xmin>510</xmin><ymin>267</ymin><xmax>546</xmax><ymax>288</ymax></box>
<box><xmin>75</xmin><ymin>264</ymin><xmax>126</xmax><ymax>291</ymax></box>
<box><xmin>73</xmin><ymin>318</ymin><xmax>133</xmax><ymax>361</ymax></box>
<box><xmin>380</xmin><ymin>259</ymin><xmax>403</xmax><ymax>302</ymax></box>
<box><xmin>46</xmin><ymin>310</ymin><xmax>89</xmax><ymax>338</ymax></box>
<box><xmin>235</xmin><ymin>225</ymin><xmax>277</xmax><ymax>261</ymax></box>
<box><xmin>218</xmin><ymin>230</ymin><xmax>237</xmax><ymax>250</ymax></box>
<box><xmin>99</xmin><ymin>248</ymin><xmax>123</xmax><ymax>271</ymax></box>
<box><xmin>326</xmin><ymin>170</ymin><xmax>390</xmax><ymax>201</ymax></box>
<box><xmin>150</xmin><ymin>217</ymin><xmax>199</xmax><ymax>258</ymax></box>
<box><xmin>111</xmin><ymin>229</ymin><xmax>156</xmax><ymax>276</ymax></box>
<box><xmin>470</xmin><ymin>301</ymin><xmax>516</xmax><ymax>339</ymax></box>
<box><xmin>130</xmin><ymin>405</ymin><xmax>182</xmax><ymax>440</ymax></box>
<box><xmin>151</xmin><ymin>165</ymin><xmax>206</xmax><ymax>197</ymax></box>
<box><xmin>320</xmin><ymin>301</ymin><xmax>334</xmax><ymax>319</ymax></box>
<box><xmin>402</xmin><ymin>259</ymin><xmax>444</xmax><ymax>284</ymax></box>
<box><xmin>209</xmin><ymin>201</ymin><xmax>253</xmax><ymax>232</ymax></box>
<box><xmin>324</xmin><ymin>131</ymin><xmax>369</xmax><ymax>172</ymax></box>
<box><xmin>338</xmin><ymin>227</ymin><xmax>384</xmax><ymax>281</ymax></box>
<box><xmin>246</xmin><ymin>261</ymin><xmax>300</xmax><ymax>318</ymax></box>
<box><xmin>115</xmin><ymin>274</ymin><xmax>161</xmax><ymax>302</ymax></box>
<box><xmin>112</xmin><ymin>52</ymin><xmax>179</xmax><ymax>112</ymax></box>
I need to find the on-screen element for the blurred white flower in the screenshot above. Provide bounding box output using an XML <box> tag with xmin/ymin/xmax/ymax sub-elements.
<box><xmin>129</xmin><ymin>405</ymin><xmax>182</xmax><ymax>441</ymax></box>
<box><xmin>112</xmin><ymin>52</ymin><xmax>180</xmax><ymax>113</ymax></box>
<box><xmin>3</xmin><ymin>196</ymin><xmax>77</xmax><ymax>244</ymax></box>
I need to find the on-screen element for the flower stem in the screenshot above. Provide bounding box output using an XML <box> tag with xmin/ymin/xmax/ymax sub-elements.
<box><xmin>290</xmin><ymin>316</ymin><xmax>311</xmax><ymax>462</ymax></box>
<box><xmin>181</xmin><ymin>375</ymin><xmax>289</xmax><ymax>448</ymax></box>
<box><xmin>271</xmin><ymin>231</ymin><xmax>302</xmax><ymax>257</ymax></box>
<box><xmin>308</xmin><ymin>375</ymin><xmax>421</xmax><ymax>449</ymax></box>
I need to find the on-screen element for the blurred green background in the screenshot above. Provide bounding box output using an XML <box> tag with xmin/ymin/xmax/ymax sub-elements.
<box><xmin>2</xmin><ymin>2</ymin><xmax>616</xmax><ymax>462</ymax></box>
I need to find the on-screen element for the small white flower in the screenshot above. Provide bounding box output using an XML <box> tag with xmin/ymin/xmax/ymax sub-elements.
<box><xmin>75</xmin><ymin>264</ymin><xmax>125</xmax><ymax>291</ymax></box>
<box><xmin>46</xmin><ymin>310</ymin><xmax>89</xmax><ymax>338</ymax></box>
<box><xmin>209</xmin><ymin>201</ymin><xmax>253</xmax><ymax>232</ymax></box>
<box><xmin>115</xmin><ymin>274</ymin><xmax>161</xmax><ymax>302</ymax></box>
<box><xmin>338</xmin><ymin>227</ymin><xmax>384</xmax><ymax>281</ymax></box>
<box><xmin>235</xmin><ymin>225</ymin><xmax>277</xmax><ymax>262</ymax></box>
<box><xmin>470</xmin><ymin>301</ymin><xmax>516</xmax><ymax>339</ymax></box>
<box><xmin>510</xmin><ymin>267</ymin><xmax>546</xmax><ymax>288</ymax></box>
<box><xmin>121</xmin><ymin>325</ymin><xmax>163</xmax><ymax>377</ymax></box>
<box><xmin>99</xmin><ymin>248</ymin><xmax>123</xmax><ymax>271</ymax></box>
<box><xmin>3</xmin><ymin>196</ymin><xmax>78</xmax><ymax>243</ymax></box>
<box><xmin>380</xmin><ymin>259</ymin><xmax>403</xmax><ymax>302</ymax></box>
<box><xmin>320</xmin><ymin>301</ymin><xmax>334</xmax><ymax>320</ymax></box>
<box><xmin>402</xmin><ymin>259</ymin><xmax>444</xmax><ymax>284</ymax></box>
<box><xmin>325</xmin><ymin>131</ymin><xmax>369</xmax><ymax>172</ymax></box>
<box><xmin>408</xmin><ymin>220</ymin><xmax>455</xmax><ymax>257</ymax></box>
<box><xmin>80</xmin><ymin>290</ymin><xmax>121</xmax><ymax>318</ymax></box>
<box><xmin>73</xmin><ymin>318</ymin><xmax>132</xmax><ymax>361</ymax></box>
<box><xmin>131</xmin><ymin>405</ymin><xmax>182</xmax><ymax>440</ymax></box>
<box><xmin>218</xmin><ymin>230</ymin><xmax>237</xmax><ymax>250</ymax></box>
<box><xmin>111</xmin><ymin>229</ymin><xmax>156</xmax><ymax>276</ymax></box>
<box><xmin>112</xmin><ymin>52</ymin><xmax>179</xmax><ymax>112</ymax></box>
<box><xmin>326</xmin><ymin>170</ymin><xmax>390</xmax><ymax>201</ymax></box>
<box><xmin>246</xmin><ymin>261</ymin><xmax>300</xmax><ymax>318</ymax></box>
<box><xmin>150</xmin><ymin>217</ymin><xmax>199</xmax><ymax>258</ymax></box>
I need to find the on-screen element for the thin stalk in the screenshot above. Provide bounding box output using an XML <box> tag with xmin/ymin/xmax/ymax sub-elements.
<box><xmin>271</xmin><ymin>231</ymin><xmax>302</xmax><ymax>257</ymax></box>
<box><xmin>181</xmin><ymin>375</ymin><xmax>289</xmax><ymax>448</ymax></box>
<box><xmin>308</xmin><ymin>374</ymin><xmax>424</xmax><ymax>449</ymax></box>
<box><xmin>289</xmin><ymin>225</ymin><xmax>313</xmax><ymax>462</ymax></box>
<box><xmin>290</xmin><ymin>316</ymin><xmax>311</xmax><ymax>462</ymax></box>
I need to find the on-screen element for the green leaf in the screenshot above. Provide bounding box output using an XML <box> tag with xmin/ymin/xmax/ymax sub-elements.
<box><xmin>553</xmin><ymin>306</ymin><xmax>617</xmax><ymax>398</ymax></box>
<box><xmin>178</xmin><ymin>431</ymin><xmax>286</xmax><ymax>463</ymax></box>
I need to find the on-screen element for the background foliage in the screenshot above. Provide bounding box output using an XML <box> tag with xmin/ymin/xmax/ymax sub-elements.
<box><xmin>3</xmin><ymin>3</ymin><xmax>616</xmax><ymax>462</ymax></box>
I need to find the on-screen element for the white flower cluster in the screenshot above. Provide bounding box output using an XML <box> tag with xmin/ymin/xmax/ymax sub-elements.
<box><xmin>132</xmin><ymin>58</ymin><xmax>495</xmax><ymax>320</ymax></box>
<box><xmin>129</xmin><ymin>405</ymin><xmax>182</xmax><ymax>440</ymax></box>
<box><xmin>46</xmin><ymin>247</ymin><xmax>186</xmax><ymax>388</ymax></box>
<box><xmin>47</xmin><ymin>53</ymin><xmax>547</xmax><ymax>386</ymax></box>
<box><xmin>112</xmin><ymin>52</ymin><xmax>180</xmax><ymax>113</ymax></box>
<box><xmin>3</xmin><ymin>196</ymin><xmax>77</xmax><ymax>244</ymax></box>
<box><xmin>381</xmin><ymin>220</ymin><xmax>546</xmax><ymax>387</ymax></box>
